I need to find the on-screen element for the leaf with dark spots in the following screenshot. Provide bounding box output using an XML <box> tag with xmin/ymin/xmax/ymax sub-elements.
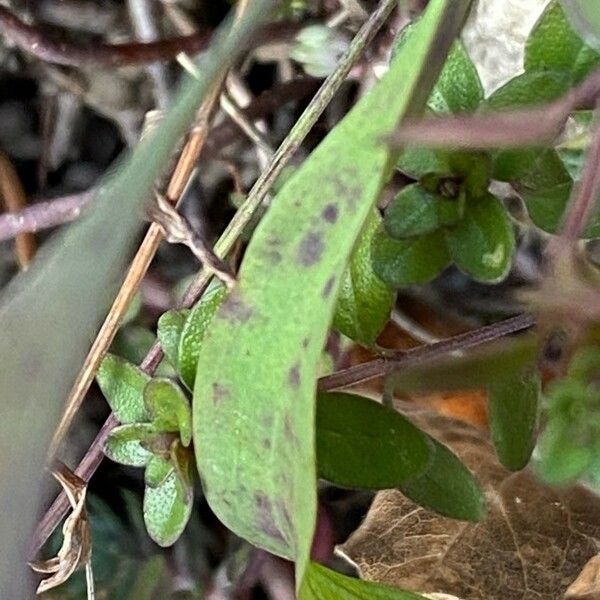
<box><xmin>193</xmin><ymin>0</ymin><xmax>474</xmax><ymax>585</ymax></box>
<box><xmin>297</xmin><ymin>231</ymin><xmax>325</xmax><ymax>267</ymax></box>
<box><xmin>339</xmin><ymin>406</ymin><xmax>600</xmax><ymax>600</ymax></box>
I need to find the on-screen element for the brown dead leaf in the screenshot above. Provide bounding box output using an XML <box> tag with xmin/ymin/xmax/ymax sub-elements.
<box><xmin>29</xmin><ymin>463</ymin><xmax>92</xmax><ymax>596</ymax></box>
<box><xmin>566</xmin><ymin>554</ymin><xmax>600</xmax><ymax>600</ymax></box>
<box><xmin>339</xmin><ymin>406</ymin><xmax>600</xmax><ymax>600</ymax></box>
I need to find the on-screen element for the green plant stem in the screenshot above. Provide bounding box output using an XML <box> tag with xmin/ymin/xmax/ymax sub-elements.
<box><xmin>30</xmin><ymin>0</ymin><xmax>397</xmax><ymax>557</ymax></box>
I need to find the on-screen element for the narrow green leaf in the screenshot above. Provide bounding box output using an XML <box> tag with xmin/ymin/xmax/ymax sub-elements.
<box><xmin>143</xmin><ymin>470</ymin><xmax>193</xmax><ymax>547</ymax></box>
<box><xmin>389</xmin><ymin>335</ymin><xmax>538</xmax><ymax>394</ymax></box>
<box><xmin>316</xmin><ymin>392</ymin><xmax>433</xmax><ymax>489</ymax></box>
<box><xmin>561</xmin><ymin>0</ymin><xmax>600</xmax><ymax>52</ymax></box>
<box><xmin>333</xmin><ymin>210</ymin><xmax>395</xmax><ymax>346</ymax></box>
<box><xmin>96</xmin><ymin>354</ymin><xmax>150</xmax><ymax>424</ymax></box>
<box><xmin>105</xmin><ymin>423</ymin><xmax>155</xmax><ymax>467</ymax></box>
<box><xmin>299</xmin><ymin>562</ymin><xmax>426</xmax><ymax>600</ymax></box>
<box><xmin>487</xmin><ymin>367</ymin><xmax>541</xmax><ymax>471</ymax></box>
<box><xmin>371</xmin><ymin>227</ymin><xmax>451</xmax><ymax>287</ymax></box>
<box><xmin>400</xmin><ymin>436</ymin><xmax>485</xmax><ymax>521</ymax></box>
<box><xmin>145</xmin><ymin>455</ymin><xmax>174</xmax><ymax>488</ymax></box>
<box><xmin>178</xmin><ymin>285</ymin><xmax>227</xmax><ymax>389</ymax></box>
<box><xmin>144</xmin><ymin>379</ymin><xmax>192</xmax><ymax>447</ymax></box>
<box><xmin>445</xmin><ymin>193</ymin><xmax>515</xmax><ymax>283</ymax></box>
<box><xmin>384</xmin><ymin>184</ymin><xmax>460</xmax><ymax>239</ymax></box>
<box><xmin>157</xmin><ymin>309</ymin><xmax>189</xmax><ymax>370</ymax></box>
<box><xmin>193</xmin><ymin>0</ymin><xmax>473</xmax><ymax>583</ymax></box>
<box><xmin>0</xmin><ymin>2</ymin><xmax>277</xmax><ymax>591</ymax></box>
<box><xmin>526</xmin><ymin>0</ymin><xmax>600</xmax><ymax>82</ymax></box>
<box><xmin>428</xmin><ymin>41</ymin><xmax>483</xmax><ymax>113</ymax></box>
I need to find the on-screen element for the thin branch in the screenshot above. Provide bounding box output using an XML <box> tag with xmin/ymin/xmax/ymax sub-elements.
<box><xmin>0</xmin><ymin>152</ymin><xmax>37</xmax><ymax>268</ymax></box>
<box><xmin>0</xmin><ymin>7</ymin><xmax>299</xmax><ymax>67</ymax></box>
<box><xmin>0</xmin><ymin>191</ymin><xmax>91</xmax><ymax>242</ymax></box>
<box><xmin>558</xmin><ymin>103</ymin><xmax>600</xmax><ymax>242</ymax></box>
<box><xmin>318</xmin><ymin>313</ymin><xmax>536</xmax><ymax>391</ymax></box>
<box><xmin>387</xmin><ymin>68</ymin><xmax>600</xmax><ymax>150</ymax></box>
<box><xmin>30</xmin><ymin>0</ymin><xmax>397</xmax><ymax>556</ymax></box>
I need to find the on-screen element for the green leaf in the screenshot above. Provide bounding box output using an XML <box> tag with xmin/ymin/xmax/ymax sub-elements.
<box><xmin>445</xmin><ymin>193</ymin><xmax>515</xmax><ymax>283</ymax></box>
<box><xmin>535</xmin><ymin>417</ymin><xmax>592</xmax><ymax>485</ymax></box>
<box><xmin>400</xmin><ymin>436</ymin><xmax>485</xmax><ymax>521</ymax></box>
<box><xmin>145</xmin><ymin>455</ymin><xmax>174</xmax><ymax>488</ymax></box>
<box><xmin>333</xmin><ymin>210</ymin><xmax>395</xmax><ymax>346</ymax></box>
<box><xmin>104</xmin><ymin>423</ymin><xmax>155</xmax><ymax>467</ymax></box>
<box><xmin>486</xmin><ymin>71</ymin><xmax>571</xmax><ymax>110</ymax></box>
<box><xmin>384</xmin><ymin>184</ymin><xmax>461</xmax><ymax>239</ymax></box>
<box><xmin>97</xmin><ymin>354</ymin><xmax>150</xmax><ymax>424</ymax></box>
<box><xmin>526</xmin><ymin>0</ymin><xmax>600</xmax><ymax>82</ymax></box>
<box><xmin>389</xmin><ymin>335</ymin><xmax>538</xmax><ymax>394</ymax></box>
<box><xmin>193</xmin><ymin>0</ymin><xmax>473</xmax><ymax>583</ymax></box>
<box><xmin>487</xmin><ymin>367</ymin><xmax>541</xmax><ymax>471</ymax></box>
<box><xmin>144</xmin><ymin>379</ymin><xmax>192</xmax><ymax>447</ymax></box>
<box><xmin>396</xmin><ymin>146</ymin><xmax>450</xmax><ymax>179</ymax></box>
<box><xmin>371</xmin><ymin>227</ymin><xmax>451</xmax><ymax>287</ymax></box>
<box><xmin>316</xmin><ymin>392</ymin><xmax>433</xmax><ymax>489</ymax></box>
<box><xmin>143</xmin><ymin>470</ymin><xmax>193</xmax><ymax>547</ymax></box>
<box><xmin>0</xmin><ymin>2</ymin><xmax>277</xmax><ymax>590</ymax></box>
<box><xmin>299</xmin><ymin>562</ymin><xmax>426</xmax><ymax>600</ymax></box>
<box><xmin>428</xmin><ymin>41</ymin><xmax>483</xmax><ymax>113</ymax></box>
<box><xmin>178</xmin><ymin>285</ymin><xmax>227</xmax><ymax>389</ymax></box>
<box><xmin>561</xmin><ymin>0</ymin><xmax>600</xmax><ymax>52</ymax></box>
<box><xmin>156</xmin><ymin>309</ymin><xmax>189</xmax><ymax>370</ymax></box>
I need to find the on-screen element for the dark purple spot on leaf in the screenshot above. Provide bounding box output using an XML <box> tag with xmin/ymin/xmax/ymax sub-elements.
<box><xmin>297</xmin><ymin>231</ymin><xmax>324</xmax><ymax>267</ymax></box>
<box><xmin>254</xmin><ymin>493</ymin><xmax>288</xmax><ymax>545</ymax></box>
<box><xmin>212</xmin><ymin>382</ymin><xmax>230</xmax><ymax>406</ymax></box>
<box><xmin>288</xmin><ymin>363</ymin><xmax>301</xmax><ymax>389</ymax></box>
<box><xmin>303</xmin><ymin>338</ymin><xmax>310</xmax><ymax>348</ymax></box>
<box><xmin>262</xmin><ymin>438</ymin><xmax>272</xmax><ymax>449</ymax></box>
<box><xmin>220</xmin><ymin>293</ymin><xmax>255</xmax><ymax>324</ymax></box>
<box><xmin>322</xmin><ymin>204</ymin><xmax>339</xmax><ymax>223</ymax></box>
<box><xmin>322</xmin><ymin>276</ymin><xmax>336</xmax><ymax>298</ymax></box>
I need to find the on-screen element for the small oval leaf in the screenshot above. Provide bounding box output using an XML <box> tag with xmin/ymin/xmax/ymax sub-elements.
<box><xmin>145</xmin><ymin>455</ymin><xmax>175</xmax><ymax>488</ymax></box>
<box><xmin>445</xmin><ymin>193</ymin><xmax>515</xmax><ymax>283</ymax></box>
<box><xmin>384</xmin><ymin>184</ymin><xmax>460</xmax><ymax>239</ymax></box>
<box><xmin>487</xmin><ymin>367</ymin><xmax>541</xmax><ymax>471</ymax></box>
<box><xmin>178</xmin><ymin>285</ymin><xmax>227</xmax><ymax>389</ymax></box>
<box><xmin>526</xmin><ymin>0</ymin><xmax>600</xmax><ymax>82</ymax></box>
<box><xmin>371</xmin><ymin>227</ymin><xmax>451</xmax><ymax>288</ymax></box>
<box><xmin>104</xmin><ymin>423</ymin><xmax>155</xmax><ymax>467</ymax></box>
<box><xmin>157</xmin><ymin>309</ymin><xmax>189</xmax><ymax>371</ymax></box>
<box><xmin>316</xmin><ymin>393</ymin><xmax>433</xmax><ymax>489</ymax></box>
<box><xmin>144</xmin><ymin>379</ymin><xmax>192</xmax><ymax>446</ymax></box>
<box><xmin>143</xmin><ymin>470</ymin><xmax>193</xmax><ymax>547</ymax></box>
<box><xmin>333</xmin><ymin>210</ymin><xmax>395</xmax><ymax>346</ymax></box>
<box><xmin>96</xmin><ymin>354</ymin><xmax>150</xmax><ymax>424</ymax></box>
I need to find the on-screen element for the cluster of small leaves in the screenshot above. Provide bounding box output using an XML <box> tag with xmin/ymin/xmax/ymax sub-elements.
<box><xmin>334</xmin><ymin>0</ymin><xmax>600</xmax><ymax>348</ymax></box>
<box><xmin>536</xmin><ymin>343</ymin><xmax>600</xmax><ymax>487</ymax></box>
<box><xmin>96</xmin><ymin>284</ymin><xmax>227</xmax><ymax>547</ymax></box>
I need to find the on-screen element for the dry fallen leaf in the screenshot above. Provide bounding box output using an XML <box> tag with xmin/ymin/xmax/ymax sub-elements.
<box><xmin>339</xmin><ymin>405</ymin><xmax>600</xmax><ymax>600</ymax></box>
<box><xmin>29</xmin><ymin>464</ymin><xmax>93</xmax><ymax>596</ymax></box>
<box><xmin>566</xmin><ymin>554</ymin><xmax>600</xmax><ymax>599</ymax></box>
